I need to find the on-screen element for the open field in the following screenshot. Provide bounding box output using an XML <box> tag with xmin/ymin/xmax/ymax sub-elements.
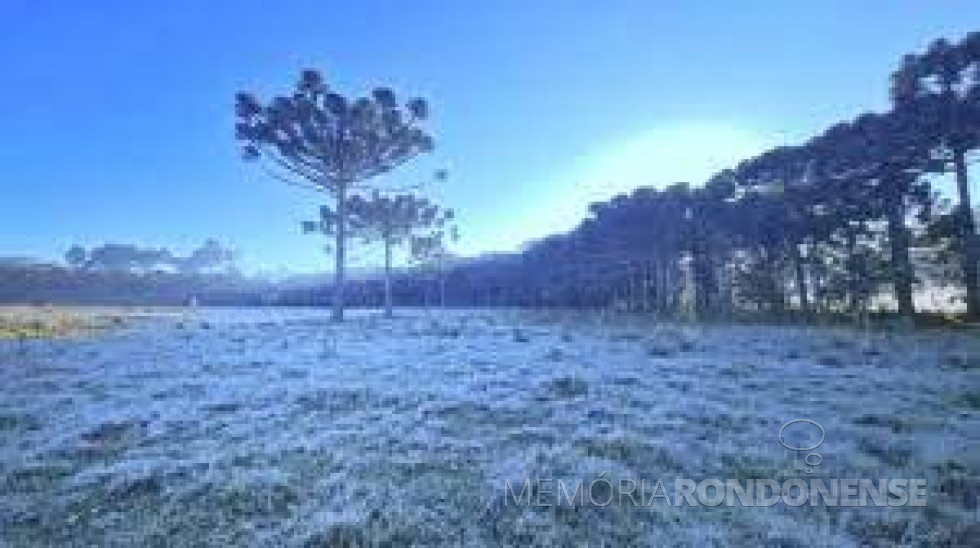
<box><xmin>1</xmin><ymin>308</ymin><xmax>978</xmax><ymax>546</ymax></box>
<box><xmin>0</xmin><ymin>306</ymin><xmax>183</xmax><ymax>339</ymax></box>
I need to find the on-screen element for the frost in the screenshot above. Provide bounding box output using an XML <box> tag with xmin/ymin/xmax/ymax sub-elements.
<box><xmin>0</xmin><ymin>308</ymin><xmax>977</xmax><ymax>545</ymax></box>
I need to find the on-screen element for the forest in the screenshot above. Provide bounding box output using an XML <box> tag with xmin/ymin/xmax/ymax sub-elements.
<box><xmin>442</xmin><ymin>33</ymin><xmax>980</xmax><ymax>322</ymax></box>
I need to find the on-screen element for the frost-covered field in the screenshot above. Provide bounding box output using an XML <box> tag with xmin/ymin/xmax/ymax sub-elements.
<box><xmin>1</xmin><ymin>308</ymin><xmax>978</xmax><ymax>546</ymax></box>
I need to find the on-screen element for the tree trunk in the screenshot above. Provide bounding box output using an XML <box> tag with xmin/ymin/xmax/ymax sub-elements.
<box><xmin>661</xmin><ymin>260</ymin><xmax>673</xmax><ymax>316</ymax></box>
<box><xmin>846</xmin><ymin>233</ymin><xmax>858</xmax><ymax>314</ymax></box>
<box><xmin>383</xmin><ymin>236</ymin><xmax>393</xmax><ymax>318</ymax></box>
<box><xmin>667</xmin><ymin>262</ymin><xmax>680</xmax><ymax>316</ymax></box>
<box><xmin>762</xmin><ymin>248</ymin><xmax>785</xmax><ymax>316</ymax></box>
<box><xmin>716</xmin><ymin>261</ymin><xmax>732</xmax><ymax>318</ymax></box>
<box><xmin>641</xmin><ymin>261</ymin><xmax>652</xmax><ymax>312</ymax></box>
<box><xmin>654</xmin><ymin>260</ymin><xmax>665</xmax><ymax>314</ymax></box>
<box><xmin>692</xmin><ymin>252</ymin><xmax>711</xmax><ymax>319</ymax></box>
<box><xmin>439</xmin><ymin>268</ymin><xmax>446</xmax><ymax>309</ymax></box>
<box><xmin>790</xmin><ymin>242</ymin><xmax>810</xmax><ymax>315</ymax></box>
<box><xmin>332</xmin><ymin>184</ymin><xmax>347</xmax><ymax>322</ymax></box>
<box><xmin>886</xmin><ymin>199</ymin><xmax>915</xmax><ymax>319</ymax></box>
<box><xmin>810</xmin><ymin>247</ymin><xmax>827</xmax><ymax>315</ymax></box>
<box><xmin>657</xmin><ymin>259</ymin><xmax>670</xmax><ymax>316</ymax></box>
<box><xmin>953</xmin><ymin>149</ymin><xmax>979</xmax><ymax>319</ymax></box>
<box><xmin>635</xmin><ymin>263</ymin><xmax>644</xmax><ymax>312</ymax></box>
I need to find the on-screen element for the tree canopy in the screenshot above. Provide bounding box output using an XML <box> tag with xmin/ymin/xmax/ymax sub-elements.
<box><xmin>236</xmin><ymin>69</ymin><xmax>435</xmax><ymax>320</ymax></box>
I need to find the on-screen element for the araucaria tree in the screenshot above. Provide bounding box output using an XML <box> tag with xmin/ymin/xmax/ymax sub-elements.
<box><xmin>235</xmin><ymin>69</ymin><xmax>434</xmax><ymax>321</ymax></box>
<box><xmin>304</xmin><ymin>190</ymin><xmax>454</xmax><ymax>317</ymax></box>
<box><xmin>891</xmin><ymin>32</ymin><xmax>980</xmax><ymax>318</ymax></box>
<box><xmin>411</xmin><ymin>221</ymin><xmax>459</xmax><ymax>309</ymax></box>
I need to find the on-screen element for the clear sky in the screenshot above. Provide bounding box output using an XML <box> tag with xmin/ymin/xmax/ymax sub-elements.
<box><xmin>1</xmin><ymin>1</ymin><xmax>978</xmax><ymax>274</ymax></box>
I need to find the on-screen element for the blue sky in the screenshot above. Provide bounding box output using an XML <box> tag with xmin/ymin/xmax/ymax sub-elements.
<box><xmin>1</xmin><ymin>1</ymin><xmax>977</xmax><ymax>274</ymax></box>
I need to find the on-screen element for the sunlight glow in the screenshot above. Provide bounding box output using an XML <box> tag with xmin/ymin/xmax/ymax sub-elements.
<box><xmin>514</xmin><ymin>122</ymin><xmax>776</xmax><ymax>247</ymax></box>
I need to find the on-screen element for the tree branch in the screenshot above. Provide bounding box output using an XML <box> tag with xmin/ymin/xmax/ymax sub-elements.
<box><xmin>259</xmin><ymin>163</ymin><xmax>323</xmax><ymax>192</ymax></box>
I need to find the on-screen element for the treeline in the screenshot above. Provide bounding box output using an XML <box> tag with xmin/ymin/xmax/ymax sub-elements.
<box><xmin>0</xmin><ymin>260</ymin><xmax>266</xmax><ymax>306</ymax></box>
<box><xmin>0</xmin><ymin>239</ymin><xmax>241</xmax><ymax>305</ymax></box>
<box><xmin>64</xmin><ymin>239</ymin><xmax>235</xmax><ymax>275</ymax></box>
<box><xmin>435</xmin><ymin>32</ymin><xmax>980</xmax><ymax>321</ymax></box>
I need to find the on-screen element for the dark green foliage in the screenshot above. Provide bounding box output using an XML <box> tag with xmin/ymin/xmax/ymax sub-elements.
<box><xmin>891</xmin><ymin>32</ymin><xmax>980</xmax><ymax>317</ymax></box>
<box><xmin>236</xmin><ymin>69</ymin><xmax>434</xmax><ymax>321</ymax></box>
<box><xmin>303</xmin><ymin>185</ymin><xmax>454</xmax><ymax>317</ymax></box>
<box><xmin>435</xmin><ymin>31</ymin><xmax>978</xmax><ymax>321</ymax></box>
